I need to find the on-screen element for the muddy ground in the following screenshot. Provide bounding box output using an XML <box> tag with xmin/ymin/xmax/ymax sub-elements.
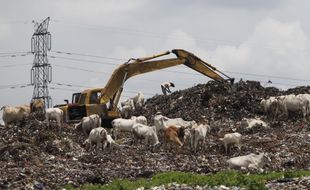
<box><xmin>1</xmin><ymin>80</ymin><xmax>310</xmax><ymax>189</ymax></box>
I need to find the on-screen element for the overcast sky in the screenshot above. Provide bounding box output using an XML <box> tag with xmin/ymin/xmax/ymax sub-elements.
<box><xmin>1</xmin><ymin>0</ymin><xmax>310</xmax><ymax>122</ymax></box>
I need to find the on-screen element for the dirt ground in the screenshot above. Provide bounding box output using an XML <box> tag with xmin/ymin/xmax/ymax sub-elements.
<box><xmin>1</xmin><ymin>80</ymin><xmax>310</xmax><ymax>189</ymax></box>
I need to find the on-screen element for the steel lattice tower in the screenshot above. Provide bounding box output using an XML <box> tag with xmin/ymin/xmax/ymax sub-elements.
<box><xmin>30</xmin><ymin>17</ymin><xmax>52</xmax><ymax>108</ymax></box>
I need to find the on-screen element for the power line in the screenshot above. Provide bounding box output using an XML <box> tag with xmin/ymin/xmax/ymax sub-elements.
<box><xmin>1</xmin><ymin>54</ymin><xmax>307</xmax><ymax>86</ymax></box>
<box><xmin>0</xmin><ymin>20</ymin><xmax>32</xmax><ymax>25</ymax></box>
<box><xmin>0</xmin><ymin>83</ymin><xmax>31</xmax><ymax>87</ymax></box>
<box><xmin>51</xmin><ymin>55</ymin><xmax>310</xmax><ymax>85</ymax></box>
<box><xmin>2</xmin><ymin>49</ymin><xmax>310</xmax><ymax>87</ymax></box>
<box><xmin>51</xmin><ymin>50</ymin><xmax>125</xmax><ymax>61</ymax></box>
<box><xmin>53</xmin><ymin>64</ymin><xmax>175</xmax><ymax>84</ymax></box>
<box><xmin>50</xmin><ymin>82</ymin><xmax>158</xmax><ymax>96</ymax></box>
<box><xmin>49</xmin><ymin>85</ymin><xmax>153</xmax><ymax>98</ymax></box>
<box><xmin>0</xmin><ymin>63</ymin><xmax>31</xmax><ymax>68</ymax></box>
<box><xmin>53</xmin><ymin>64</ymin><xmax>109</xmax><ymax>74</ymax></box>
<box><xmin>0</xmin><ymin>51</ymin><xmax>30</xmax><ymax>55</ymax></box>
<box><xmin>50</xmin><ymin>53</ymin><xmax>212</xmax><ymax>77</ymax></box>
<box><xmin>49</xmin><ymin>55</ymin><xmax>119</xmax><ymax>66</ymax></box>
<box><xmin>124</xmin><ymin>89</ymin><xmax>156</xmax><ymax>96</ymax></box>
<box><xmin>225</xmin><ymin>71</ymin><xmax>310</xmax><ymax>83</ymax></box>
<box><xmin>0</xmin><ymin>83</ymin><xmax>32</xmax><ymax>89</ymax></box>
<box><xmin>51</xmin><ymin>82</ymin><xmax>91</xmax><ymax>88</ymax></box>
<box><xmin>49</xmin><ymin>86</ymin><xmax>80</xmax><ymax>92</ymax></box>
<box><xmin>50</xmin><ymin>49</ymin><xmax>310</xmax><ymax>83</ymax></box>
<box><xmin>0</xmin><ymin>53</ymin><xmax>31</xmax><ymax>58</ymax></box>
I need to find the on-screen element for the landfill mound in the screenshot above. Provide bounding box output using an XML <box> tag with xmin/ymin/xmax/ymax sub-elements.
<box><xmin>1</xmin><ymin>80</ymin><xmax>310</xmax><ymax>189</ymax></box>
<box><xmin>133</xmin><ymin>80</ymin><xmax>310</xmax><ymax>122</ymax></box>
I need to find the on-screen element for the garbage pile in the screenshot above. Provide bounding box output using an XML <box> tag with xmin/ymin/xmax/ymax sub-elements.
<box><xmin>133</xmin><ymin>80</ymin><xmax>309</xmax><ymax>122</ymax></box>
<box><xmin>0</xmin><ymin>80</ymin><xmax>310</xmax><ymax>189</ymax></box>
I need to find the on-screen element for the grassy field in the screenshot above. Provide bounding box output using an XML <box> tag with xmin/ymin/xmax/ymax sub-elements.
<box><xmin>64</xmin><ymin>170</ymin><xmax>310</xmax><ymax>190</ymax></box>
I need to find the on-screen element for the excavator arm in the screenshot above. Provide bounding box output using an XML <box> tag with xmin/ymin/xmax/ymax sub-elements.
<box><xmin>99</xmin><ymin>49</ymin><xmax>232</xmax><ymax>109</ymax></box>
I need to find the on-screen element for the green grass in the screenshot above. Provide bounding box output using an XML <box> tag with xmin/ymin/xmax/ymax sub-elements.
<box><xmin>64</xmin><ymin>170</ymin><xmax>310</xmax><ymax>190</ymax></box>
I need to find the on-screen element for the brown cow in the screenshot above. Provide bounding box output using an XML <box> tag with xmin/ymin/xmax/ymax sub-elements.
<box><xmin>164</xmin><ymin>125</ymin><xmax>185</xmax><ymax>147</ymax></box>
<box><xmin>30</xmin><ymin>99</ymin><xmax>45</xmax><ymax>113</ymax></box>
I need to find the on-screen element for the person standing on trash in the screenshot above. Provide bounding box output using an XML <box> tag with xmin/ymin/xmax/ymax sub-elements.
<box><xmin>161</xmin><ymin>81</ymin><xmax>175</xmax><ymax>95</ymax></box>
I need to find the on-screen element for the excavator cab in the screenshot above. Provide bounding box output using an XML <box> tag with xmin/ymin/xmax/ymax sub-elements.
<box><xmin>72</xmin><ymin>93</ymin><xmax>82</xmax><ymax>104</ymax></box>
<box><xmin>57</xmin><ymin>89</ymin><xmax>119</xmax><ymax>127</ymax></box>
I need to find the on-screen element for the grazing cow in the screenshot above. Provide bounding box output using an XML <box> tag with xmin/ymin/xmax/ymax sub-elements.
<box><xmin>132</xmin><ymin>123</ymin><xmax>159</xmax><ymax>146</ymax></box>
<box><xmin>260</xmin><ymin>97</ymin><xmax>277</xmax><ymax>116</ymax></box>
<box><xmin>1</xmin><ymin>105</ymin><xmax>30</xmax><ymax>126</ymax></box>
<box><xmin>219</xmin><ymin>132</ymin><xmax>242</xmax><ymax>154</ymax></box>
<box><xmin>270</xmin><ymin>94</ymin><xmax>310</xmax><ymax>120</ymax></box>
<box><xmin>45</xmin><ymin>108</ymin><xmax>64</xmax><ymax>130</ymax></box>
<box><xmin>83</xmin><ymin>127</ymin><xmax>108</xmax><ymax>152</ymax></box>
<box><xmin>164</xmin><ymin>125</ymin><xmax>186</xmax><ymax>147</ymax></box>
<box><xmin>74</xmin><ymin>114</ymin><xmax>101</xmax><ymax>136</ymax></box>
<box><xmin>153</xmin><ymin>114</ymin><xmax>196</xmax><ymax>132</ymax></box>
<box><xmin>190</xmin><ymin>123</ymin><xmax>210</xmax><ymax>152</ymax></box>
<box><xmin>240</xmin><ymin>118</ymin><xmax>269</xmax><ymax>131</ymax></box>
<box><xmin>283</xmin><ymin>94</ymin><xmax>310</xmax><ymax>119</ymax></box>
<box><xmin>134</xmin><ymin>116</ymin><xmax>147</xmax><ymax>125</ymax></box>
<box><xmin>227</xmin><ymin>153</ymin><xmax>271</xmax><ymax>170</ymax></box>
<box><xmin>112</xmin><ymin>116</ymin><xmax>147</xmax><ymax>139</ymax></box>
<box><xmin>106</xmin><ymin>134</ymin><xmax>119</xmax><ymax>149</ymax></box>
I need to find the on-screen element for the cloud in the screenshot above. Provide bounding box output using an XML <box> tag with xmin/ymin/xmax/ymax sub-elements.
<box><xmin>53</xmin><ymin>0</ymin><xmax>146</xmax><ymax>25</ymax></box>
<box><xmin>207</xmin><ymin>0</ymin><xmax>286</xmax><ymax>10</ymax></box>
<box><xmin>145</xmin><ymin>18</ymin><xmax>310</xmax><ymax>89</ymax></box>
<box><xmin>164</xmin><ymin>30</ymin><xmax>197</xmax><ymax>50</ymax></box>
<box><xmin>208</xmin><ymin>18</ymin><xmax>310</xmax><ymax>86</ymax></box>
<box><xmin>111</xmin><ymin>46</ymin><xmax>147</xmax><ymax>60</ymax></box>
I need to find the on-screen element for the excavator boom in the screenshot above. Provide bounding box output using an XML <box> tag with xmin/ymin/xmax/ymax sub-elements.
<box><xmin>56</xmin><ymin>49</ymin><xmax>233</xmax><ymax>125</ymax></box>
<box><xmin>99</xmin><ymin>49</ymin><xmax>231</xmax><ymax>107</ymax></box>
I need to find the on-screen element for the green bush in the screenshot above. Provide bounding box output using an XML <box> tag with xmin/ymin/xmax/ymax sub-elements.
<box><xmin>64</xmin><ymin>170</ymin><xmax>310</xmax><ymax>190</ymax></box>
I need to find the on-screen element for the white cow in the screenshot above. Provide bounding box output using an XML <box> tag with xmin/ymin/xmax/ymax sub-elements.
<box><xmin>112</xmin><ymin>116</ymin><xmax>147</xmax><ymax>139</ymax></box>
<box><xmin>1</xmin><ymin>105</ymin><xmax>30</xmax><ymax>126</ymax></box>
<box><xmin>106</xmin><ymin>134</ymin><xmax>117</xmax><ymax>147</ymax></box>
<box><xmin>227</xmin><ymin>153</ymin><xmax>270</xmax><ymax>170</ymax></box>
<box><xmin>121</xmin><ymin>98</ymin><xmax>135</xmax><ymax>108</ymax></box>
<box><xmin>45</xmin><ymin>108</ymin><xmax>64</xmax><ymax>130</ymax></box>
<box><xmin>83</xmin><ymin>127</ymin><xmax>108</xmax><ymax>152</ymax></box>
<box><xmin>133</xmin><ymin>116</ymin><xmax>147</xmax><ymax>125</ymax></box>
<box><xmin>190</xmin><ymin>123</ymin><xmax>210</xmax><ymax>152</ymax></box>
<box><xmin>260</xmin><ymin>97</ymin><xmax>276</xmax><ymax>114</ymax></box>
<box><xmin>219</xmin><ymin>132</ymin><xmax>242</xmax><ymax>154</ymax></box>
<box><xmin>74</xmin><ymin>114</ymin><xmax>101</xmax><ymax>136</ymax></box>
<box><xmin>132</xmin><ymin>123</ymin><xmax>159</xmax><ymax>146</ymax></box>
<box><xmin>132</xmin><ymin>91</ymin><xmax>144</xmax><ymax>110</ymax></box>
<box><xmin>272</xmin><ymin>94</ymin><xmax>310</xmax><ymax>120</ymax></box>
<box><xmin>120</xmin><ymin>99</ymin><xmax>135</xmax><ymax>118</ymax></box>
<box><xmin>240</xmin><ymin>118</ymin><xmax>269</xmax><ymax>131</ymax></box>
<box><xmin>153</xmin><ymin>114</ymin><xmax>196</xmax><ymax>132</ymax></box>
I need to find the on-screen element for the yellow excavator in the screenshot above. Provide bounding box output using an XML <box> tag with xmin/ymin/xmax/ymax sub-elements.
<box><xmin>55</xmin><ymin>49</ymin><xmax>233</xmax><ymax>127</ymax></box>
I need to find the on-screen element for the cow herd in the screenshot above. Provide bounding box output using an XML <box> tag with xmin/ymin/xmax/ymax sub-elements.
<box><xmin>76</xmin><ymin>112</ymin><xmax>271</xmax><ymax>171</ymax></box>
<box><xmin>260</xmin><ymin>93</ymin><xmax>310</xmax><ymax>120</ymax></box>
<box><xmin>2</xmin><ymin>92</ymin><xmax>310</xmax><ymax>171</ymax></box>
